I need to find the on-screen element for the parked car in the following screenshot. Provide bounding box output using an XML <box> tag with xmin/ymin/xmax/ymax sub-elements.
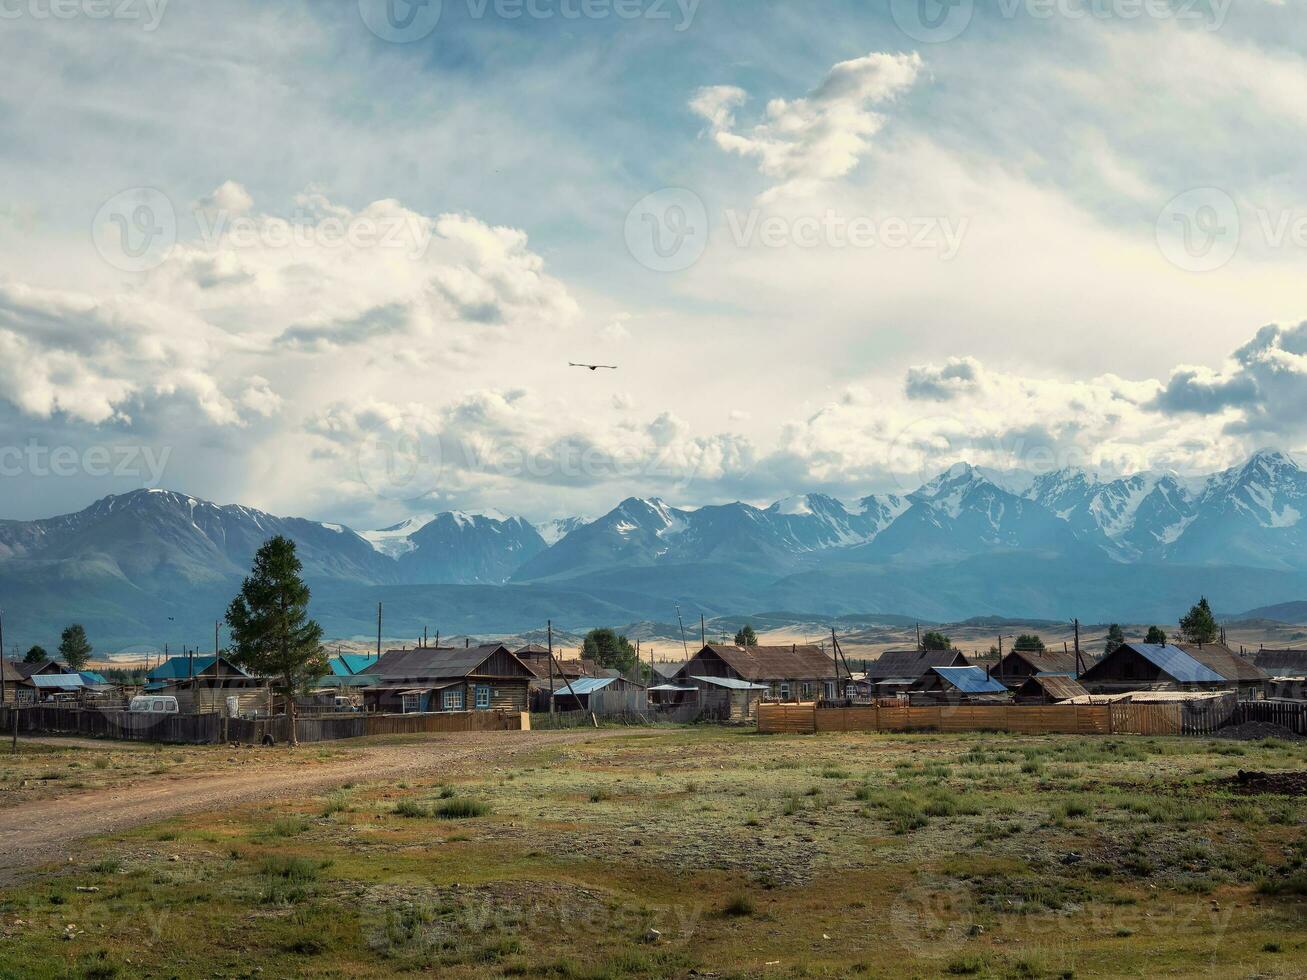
<box><xmin>129</xmin><ymin>695</ymin><xmax>179</xmax><ymax>714</ymax></box>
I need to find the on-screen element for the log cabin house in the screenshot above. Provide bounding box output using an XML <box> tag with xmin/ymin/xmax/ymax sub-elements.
<box><xmin>361</xmin><ymin>644</ymin><xmax>533</xmax><ymax>714</ymax></box>
<box><xmin>1079</xmin><ymin>643</ymin><xmax>1268</xmax><ymax>698</ymax></box>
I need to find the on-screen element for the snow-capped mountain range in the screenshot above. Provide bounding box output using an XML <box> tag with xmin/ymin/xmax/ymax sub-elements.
<box><xmin>2</xmin><ymin>451</ymin><xmax>1306</xmax><ymax>646</ymax></box>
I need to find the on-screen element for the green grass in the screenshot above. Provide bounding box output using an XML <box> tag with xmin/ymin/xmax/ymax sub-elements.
<box><xmin>2</xmin><ymin>728</ymin><xmax>1304</xmax><ymax>977</ymax></box>
<box><xmin>433</xmin><ymin>797</ymin><xmax>491</xmax><ymax>819</ymax></box>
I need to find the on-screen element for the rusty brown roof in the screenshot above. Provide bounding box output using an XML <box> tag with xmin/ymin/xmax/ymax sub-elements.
<box><xmin>1177</xmin><ymin>644</ymin><xmax>1268</xmax><ymax>683</ymax></box>
<box><xmin>697</xmin><ymin>644</ymin><xmax>836</xmax><ymax>682</ymax></box>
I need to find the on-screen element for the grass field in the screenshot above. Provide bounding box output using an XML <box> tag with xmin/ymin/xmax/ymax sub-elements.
<box><xmin>0</xmin><ymin>729</ymin><xmax>1304</xmax><ymax>978</ymax></box>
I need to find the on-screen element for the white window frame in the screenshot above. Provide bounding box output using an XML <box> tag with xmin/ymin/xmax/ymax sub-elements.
<box><xmin>401</xmin><ymin>692</ymin><xmax>421</xmax><ymax>715</ymax></box>
<box><xmin>475</xmin><ymin>685</ymin><xmax>491</xmax><ymax>710</ymax></box>
<box><xmin>442</xmin><ymin>688</ymin><xmax>465</xmax><ymax>712</ymax></box>
<box><xmin>779</xmin><ymin>682</ymin><xmax>791</xmax><ymax>700</ymax></box>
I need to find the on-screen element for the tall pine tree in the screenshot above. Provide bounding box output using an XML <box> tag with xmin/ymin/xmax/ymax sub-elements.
<box><xmin>225</xmin><ymin>537</ymin><xmax>327</xmax><ymax>747</ymax></box>
<box><xmin>1179</xmin><ymin>597</ymin><xmax>1219</xmax><ymax>645</ymax></box>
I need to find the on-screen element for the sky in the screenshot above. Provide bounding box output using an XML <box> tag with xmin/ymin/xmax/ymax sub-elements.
<box><xmin>1</xmin><ymin>0</ymin><xmax>1306</xmax><ymax>529</ymax></box>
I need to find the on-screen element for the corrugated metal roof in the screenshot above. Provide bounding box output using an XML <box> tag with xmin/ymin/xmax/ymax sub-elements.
<box><xmin>553</xmin><ymin>677</ymin><xmax>619</xmax><ymax>697</ymax></box>
<box><xmin>146</xmin><ymin>656</ymin><xmax>249</xmax><ymax>681</ymax></box>
<box><xmin>690</xmin><ymin>675</ymin><xmax>770</xmax><ymax>691</ymax></box>
<box><xmin>32</xmin><ymin>674</ymin><xmax>86</xmax><ymax>689</ymax></box>
<box><xmin>368</xmin><ymin>645</ymin><xmax>525</xmax><ymax>681</ymax></box>
<box><xmin>1131</xmin><ymin>644</ymin><xmax>1226</xmax><ymax>684</ymax></box>
<box><xmin>866</xmin><ymin>649</ymin><xmax>969</xmax><ymax>681</ymax></box>
<box><xmin>330</xmin><ymin>655</ymin><xmax>381</xmax><ymax>676</ymax></box>
<box><xmin>930</xmin><ymin>666</ymin><xmax>1008</xmax><ymax>694</ymax></box>
<box><xmin>648</xmin><ymin>684</ymin><xmax>698</xmax><ymax>692</ymax></box>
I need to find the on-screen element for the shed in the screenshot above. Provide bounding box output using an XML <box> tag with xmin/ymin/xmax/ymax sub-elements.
<box><xmin>1249</xmin><ymin>649</ymin><xmax>1307</xmax><ymax>678</ymax></box>
<box><xmin>992</xmin><ymin>648</ymin><xmax>1086</xmax><ymax>687</ymax></box>
<box><xmin>1014</xmin><ymin>673</ymin><xmax>1090</xmax><ymax>704</ymax></box>
<box><xmin>551</xmin><ymin>675</ymin><xmax>645</xmax><ymax>712</ymax></box>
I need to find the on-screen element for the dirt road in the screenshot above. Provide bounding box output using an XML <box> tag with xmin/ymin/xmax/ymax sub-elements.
<box><xmin>0</xmin><ymin>730</ymin><xmax>620</xmax><ymax>884</ymax></box>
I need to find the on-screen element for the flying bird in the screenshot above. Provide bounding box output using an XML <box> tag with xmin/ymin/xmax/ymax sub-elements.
<box><xmin>569</xmin><ymin>362</ymin><xmax>618</xmax><ymax>372</ymax></box>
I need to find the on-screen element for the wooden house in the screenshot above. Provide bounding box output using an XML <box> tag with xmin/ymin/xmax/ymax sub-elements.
<box><xmin>1249</xmin><ymin>649</ymin><xmax>1307</xmax><ymax>678</ymax></box>
<box><xmin>674</xmin><ymin>644</ymin><xmax>841</xmax><ymax>702</ymax></box>
<box><xmin>1079</xmin><ymin>643</ymin><xmax>1268</xmax><ymax>698</ymax></box>
<box><xmin>144</xmin><ymin>656</ymin><xmax>271</xmax><ymax>715</ymax></box>
<box><xmin>361</xmin><ymin>644</ymin><xmax>533</xmax><ymax>714</ymax></box>
<box><xmin>909</xmin><ymin>666</ymin><xmax>1011</xmax><ymax>703</ymax></box>
<box><xmin>671</xmin><ymin>644</ymin><xmax>835</xmax><ymax>720</ymax></box>
<box><xmin>865</xmin><ymin>649</ymin><xmax>970</xmax><ymax>696</ymax></box>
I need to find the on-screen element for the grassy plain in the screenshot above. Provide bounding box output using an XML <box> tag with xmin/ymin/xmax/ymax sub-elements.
<box><xmin>0</xmin><ymin>728</ymin><xmax>1304</xmax><ymax>978</ymax></box>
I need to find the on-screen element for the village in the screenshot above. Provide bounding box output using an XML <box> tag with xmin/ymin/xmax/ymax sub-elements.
<box><xmin>0</xmin><ymin>545</ymin><xmax>1304</xmax><ymax>976</ymax></box>
<box><xmin>3</xmin><ymin>598</ymin><xmax>1305</xmax><ymax>744</ymax></box>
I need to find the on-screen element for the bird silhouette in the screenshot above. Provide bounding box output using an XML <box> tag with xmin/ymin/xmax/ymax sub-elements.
<box><xmin>569</xmin><ymin>362</ymin><xmax>618</xmax><ymax>372</ymax></box>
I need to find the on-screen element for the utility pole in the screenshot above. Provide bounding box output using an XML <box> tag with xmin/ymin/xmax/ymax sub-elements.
<box><xmin>915</xmin><ymin>623</ymin><xmax>921</xmax><ymax>652</ymax></box>
<box><xmin>0</xmin><ymin>609</ymin><xmax>10</xmax><ymax>752</ymax></box>
<box><xmin>675</xmin><ymin>605</ymin><xmax>690</xmax><ymax>658</ymax></box>
<box><xmin>215</xmin><ymin>621</ymin><xmax>220</xmax><ymax>657</ymax></box>
<box><xmin>376</xmin><ymin>602</ymin><xmax>383</xmax><ymax>659</ymax></box>
<box><xmin>700</xmin><ymin>614</ymin><xmax>705</xmax><ymax>648</ymax></box>
<box><xmin>1073</xmin><ymin>618</ymin><xmax>1083</xmax><ymax>679</ymax></box>
<box><xmin>548</xmin><ymin>620</ymin><xmax>555</xmax><ymax>715</ymax></box>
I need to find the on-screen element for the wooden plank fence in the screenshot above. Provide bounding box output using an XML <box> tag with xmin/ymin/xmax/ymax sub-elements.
<box><xmin>760</xmin><ymin>699</ymin><xmax>1244</xmax><ymax>736</ymax></box>
<box><xmin>1234</xmin><ymin>699</ymin><xmax>1307</xmax><ymax>735</ymax></box>
<box><xmin>0</xmin><ymin>705</ymin><xmax>527</xmax><ymax>746</ymax></box>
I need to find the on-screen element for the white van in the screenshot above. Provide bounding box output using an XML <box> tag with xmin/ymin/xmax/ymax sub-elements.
<box><xmin>129</xmin><ymin>695</ymin><xmax>179</xmax><ymax>714</ymax></box>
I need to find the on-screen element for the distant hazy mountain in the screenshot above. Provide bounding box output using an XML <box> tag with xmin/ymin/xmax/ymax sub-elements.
<box><xmin>4</xmin><ymin>450</ymin><xmax>1307</xmax><ymax>647</ymax></box>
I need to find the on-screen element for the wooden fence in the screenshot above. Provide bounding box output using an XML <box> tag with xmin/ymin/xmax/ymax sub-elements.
<box><xmin>1234</xmin><ymin>699</ymin><xmax>1307</xmax><ymax>735</ymax></box>
<box><xmin>759</xmin><ymin>699</ymin><xmax>1242</xmax><ymax>736</ymax></box>
<box><xmin>0</xmin><ymin>705</ymin><xmax>527</xmax><ymax>746</ymax></box>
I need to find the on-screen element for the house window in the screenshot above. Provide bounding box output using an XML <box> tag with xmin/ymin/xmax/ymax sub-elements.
<box><xmin>442</xmin><ymin>688</ymin><xmax>465</xmax><ymax>711</ymax></box>
<box><xmin>401</xmin><ymin>692</ymin><xmax>422</xmax><ymax>714</ymax></box>
<box><xmin>779</xmin><ymin>682</ymin><xmax>791</xmax><ymax>700</ymax></box>
<box><xmin>475</xmin><ymin>685</ymin><xmax>491</xmax><ymax>710</ymax></box>
<box><xmin>801</xmin><ymin>683</ymin><xmax>814</xmax><ymax>700</ymax></box>
<box><xmin>824</xmin><ymin>682</ymin><xmax>836</xmax><ymax>701</ymax></box>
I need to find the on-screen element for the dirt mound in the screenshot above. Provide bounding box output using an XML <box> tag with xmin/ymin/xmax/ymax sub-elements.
<box><xmin>1224</xmin><ymin>769</ymin><xmax>1307</xmax><ymax>796</ymax></box>
<box><xmin>1211</xmin><ymin>722</ymin><xmax>1305</xmax><ymax>742</ymax></box>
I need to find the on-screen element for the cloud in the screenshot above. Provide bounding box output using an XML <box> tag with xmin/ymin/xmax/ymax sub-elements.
<box><xmin>691</xmin><ymin>52</ymin><xmax>923</xmax><ymax>202</ymax></box>
<box><xmin>1150</xmin><ymin>322</ymin><xmax>1307</xmax><ymax>434</ymax></box>
<box><xmin>905</xmin><ymin>357</ymin><xmax>984</xmax><ymax>401</ymax></box>
<box><xmin>198</xmin><ymin>180</ymin><xmax>254</xmax><ymax>216</ymax></box>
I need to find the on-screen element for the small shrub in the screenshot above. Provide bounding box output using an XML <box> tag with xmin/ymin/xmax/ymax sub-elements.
<box><xmin>393</xmin><ymin>798</ymin><xmax>428</xmax><ymax>818</ymax></box>
<box><xmin>723</xmin><ymin>895</ymin><xmax>755</xmax><ymax>917</ymax></box>
<box><xmin>434</xmin><ymin>797</ymin><xmax>490</xmax><ymax>819</ymax></box>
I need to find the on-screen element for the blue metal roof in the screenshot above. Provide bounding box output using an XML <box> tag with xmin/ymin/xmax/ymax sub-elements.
<box><xmin>330</xmin><ymin>655</ymin><xmax>381</xmax><ymax>676</ymax></box>
<box><xmin>690</xmin><ymin>675</ymin><xmax>770</xmax><ymax>691</ymax></box>
<box><xmin>553</xmin><ymin>677</ymin><xmax>619</xmax><ymax>697</ymax></box>
<box><xmin>1129</xmin><ymin>644</ymin><xmax>1226</xmax><ymax>684</ymax></box>
<box><xmin>32</xmin><ymin>674</ymin><xmax>86</xmax><ymax>689</ymax></box>
<box><xmin>79</xmin><ymin>671</ymin><xmax>110</xmax><ymax>685</ymax></box>
<box><xmin>146</xmin><ymin>656</ymin><xmax>248</xmax><ymax>682</ymax></box>
<box><xmin>931</xmin><ymin>666</ymin><xmax>1009</xmax><ymax>694</ymax></box>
